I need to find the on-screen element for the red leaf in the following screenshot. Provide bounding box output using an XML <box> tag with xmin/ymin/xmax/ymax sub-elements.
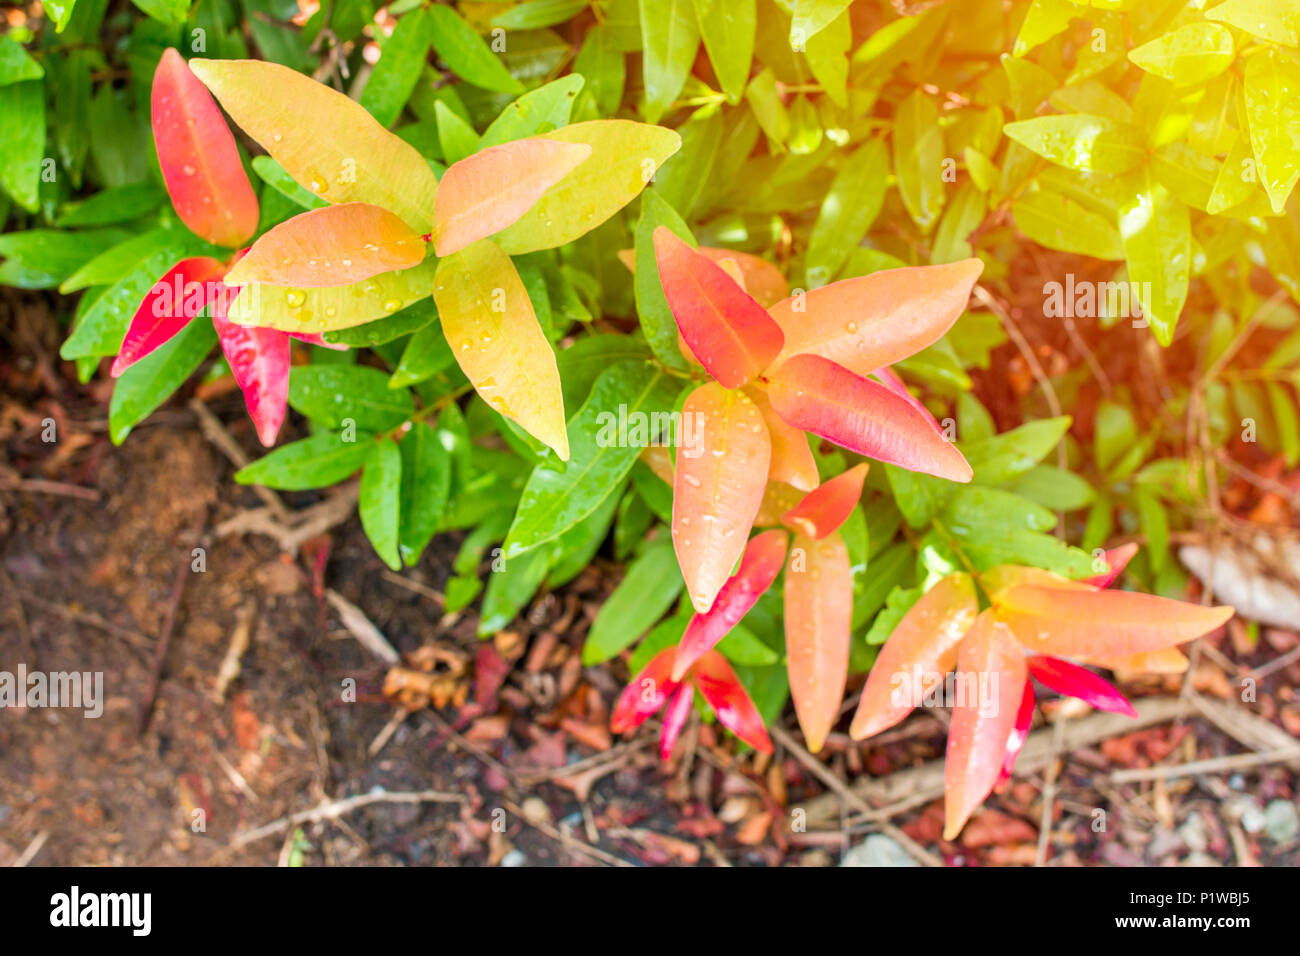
<box><xmin>691</xmin><ymin>650</ymin><xmax>773</xmax><ymax>754</ymax></box>
<box><xmin>659</xmin><ymin>684</ymin><xmax>695</xmax><ymax>759</ymax></box>
<box><xmin>849</xmin><ymin>572</ymin><xmax>979</xmax><ymax>739</ymax></box>
<box><xmin>943</xmin><ymin>612</ymin><xmax>1028</xmax><ymax>841</ymax></box>
<box><xmin>871</xmin><ymin>365</ymin><xmax>944</xmax><ymax>432</ymax></box>
<box><xmin>765</xmin><ymin>354</ymin><xmax>973</xmax><ymax>482</ymax></box>
<box><xmin>1084</xmin><ymin>542</ymin><xmax>1138</xmax><ymax>588</ymax></box>
<box><xmin>783</xmin><ymin>531</ymin><xmax>852</xmax><ymax>753</ymax></box>
<box><xmin>781</xmin><ymin>462</ymin><xmax>869</xmax><ymax>539</ymax></box>
<box><xmin>213</xmin><ymin>317</ymin><xmax>291</xmax><ymax>447</ymax></box>
<box><xmin>673</xmin><ymin>529</ymin><xmax>788</xmax><ymax>681</ymax></box>
<box><xmin>673</xmin><ymin>383</ymin><xmax>771</xmax><ymax>612</ymax></box>
<box><xmin>767</xmin><ymin>258</ymin><xmax>984</xmax><ymax>376</ymax></box>
<box><xmin>111</xmin><ymin>256</ymin><xmax>227</xmax><ymax>377</ymax></box>
<box><xmin>1026</xmin><ymin>655</ymin><xmax>1137</xmax><ymax>717</ymax></box>
<box><xmin>997</xmin><ymin>680</ymin><xmax>1036</xmax><ymax>787</ymax></box>
<box><xmin>151</xmin><ymin>49</ymin><xmax>258</xmax><ymax>248</ymax></box>
<box><xmin>653</xmin><ymin>227</ymin><xmax>785</xmax><ymax>389</ymax></box>
<box><xmin>610</xmin><ymin>647</ymin><xmax>680</xmax><ymax>734</ymax></box>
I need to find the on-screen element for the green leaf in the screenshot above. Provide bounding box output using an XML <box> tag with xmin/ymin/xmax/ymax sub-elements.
<box><xmin>573</xmin><ymin>23</ymin><xmax>626</xmax><ymax>116</ymax></box>
<box><xmin>965</xmin><ymin>416</ymin><xmax>1072</xmax><ymax>486</ymax></box>
<box><xmin>57</xmin><ymin>183</ymin><xmax>164</xmax><ymax>227</ymax></box>
<box><xmin>359</xmin><ymin>7</ymin><xmax>433</xmax><ymax>127</ymax></box>
<box><xmin>130</xmin><ymin>0</ymin><xmax>190</xmax><ymax>25</ymax></box>
<box><xmin>942</xmin><ymin>486</ymin><xmax>1056</xmax><ymax>535</ymax></box>
<box><xmin>360</xmin><ymin>440</ymin><xmax>403</xmax><ymax>570</ymax></box>
<box><xmin>0</xmin><ymin>227</ymin><xmax>130</xmax><ymax>289</ymax></box>
<box><xmin>1244</xmin><ymin>47</ymin><xmax>1300</xmax><ymax>215</ymax></box>
<box><xmin>236</xmin><ymin>432</ymin><xmax>376</xmax><ymax>490</ymax></box>
<box><xmin>717</xmin><ymin>625</ymin><xmax>779</xmax><ymax>666</ymax></box>
<box><xmin>1135</xmin><ymin>484</ymin><xmax>1168</xmax><ymax>574</ymax></box>
<box><xmin>1206</xmin><ymin>0</ymin><xmax>1299</xmax><ymax>46</ymax></box>
<box><xmin>694</xmin><ymin>0</ymin><xmax>755</xmax><ymax>102</ymax></box>
<box><xmin>435</xmin><ymin>100</ymin><xmax>480</xmax><ymax>165</ymax></box>
<box><xmin>790</xmin><ymin>0</ymin><xmax>852</xmax><ymax>43</ymax></box>
<box><xmin>108</xmin><ymin>319</ymin><xmax>215</xmax><ymax>444</ymax></box>
<box><xmin>547</xmin><ymin>487</ymin><xmax>622</xmax><ymax>587</ymax></box>
<box><xmin>634</xmin><ymin>188</ymin><xmax>695</xmax><ymax>369</ymax></box>
<box><xmin>479</xmin><ymin>544</ymin><xmax>553</xmax><ymax>635</ymax></box>
<box><xmin>804</xmin><ymin>8</ymin><xmax>849</xmax><ymax>108</ymax></box>
<box><xmin>1009</xmin><ymin>466</ymin><xmax>1096</xmax><ymax>511</ymax></box>
<box><xmin>0</xmin><ymin>36</ymin><xmax>44</xmax><ymax>85</ymax></box>
<box><xmin>931</xmin><ymin>181</ymin><xmax>985</xmax><ymax>265</ymax></box>
<box><xmin>557</xmin><ymin>334</ymin><xmax>652</xmax><ymax>411</ymax></box>
<box><xmin>1004</xmin><ymin>114</ymin><xmax>1146</xmax><ymax>174</ymax></box>
<box><xmin>389</xmin><ymin>321</ymin><xmax>459</xmax><ymax>388</ymax></box>
<box><xmin>504</xmin><ymin>359</ymin><xmax>679</xmax><ymax>556</ymax></box>
<box><xmin>639</xmin><ymin>0</ymin><xmax>700</xmax><ymax>123</ymax></box>
<box><xmin>885</xmin><ymin>464</ymin><xmax>955</xmax><ymax>528</ymax></box>
<box><xmin>1013</xmin><ymin>0</ymin><xmax>1077</xmax><ymax>56</ymax></box>
<box><xmin>805</xmin><ymin>138</ymin><xmax>888</xmax><ymax>286</ymax></box>
<box><xmin>398</xmin><ymin>420</ymin><xmax>452</xmax><ymax>565</ymax></box>
<box><xmin>325</xmin><ymin>297</ymin><xmax>438</xmax><ymax>348</ymax></box>
<box><xmin>0</xmin><ymin>79</ymin><xmax>45</xmax><ymax>212</ymax></box>
<box><xmin>894</xmin><ymin>91</ymin><xmax>945</xmax><ymax>231</ymax></box>
<box><xmin>1093</xmin><ymin>400</ymin><xmax>1136</xmax><ymax>472</ymax></box>
<box><xmin>480</xmin><ymin>74</ymin><xmax>585</xmax><ymax>147</ymax></box>
<box><xmin>1013</xmin><ymin>186</ymin><xmax>1124</xmax><ymax>260</ymax></box>
<box><xmin>1118</xmin><ymin>167</ymin><xmax>1191</xmax><ymax>346</ymax></box>
<box><xmin>492</xmin><ymin>0</ymin><xmax>588</xmax><ymax>30</ymax></box>
<box><xmin>1268</xmin><ymin>382</ymin><xmax>1300</xmax><ymax>467</ymax></box>
<box><xmin>583</xmin><ymin>537</ymin><xmax>683</xmax><ymax>663</ymax></box>
<box><xmin>1128</xmin><ymin>23</ymin><xmax>1234</xmax><ymax>87</ymax></box>
<box><xmin>426</xmin><ymin>3</ymin><xmax>523</xmax><ymax>93</ymax></box>
<box><xmin>654</xmin><ymin>105</ymin><xmax>724</xmax><ymax>219</ymax></box>
<box><xmin>288</xmin><ymin>365</ymin><xmax>415</xmax><ymax>432</ymax></box>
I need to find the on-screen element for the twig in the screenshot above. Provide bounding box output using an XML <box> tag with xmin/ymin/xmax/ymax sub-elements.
<box><xmin>324</xmin><ymin>588</ymin><xmax>400</xmax><ymax>664</ymax></box>
<box><xmin>502</xmin><ymin>799</ymin><xmax>632</xmax><ymax>867</ymax></box>
<box><xmin>12</xmin><ymin>831</ymin><xmax>48</xmax><ymax>867</ymax></box>
<box><xmin>0</xmin><ymin>476</ymin><xmax>100</xmax><ymax>501</ymax></box>
<box><xmin>1110</xmin><ymin>747</ymin><xmax>1300</xmax><ymax>783</ymax></box>
<box><xmin>227</xmin><ymin>789</ymin><xmax>465</xmax><ymax>851</ymax></box>
<box><xmin>189</xmin><ymin>397</ymin><xmax>290</xmax><ymax>522</ymax></box>
<box><xmin>139</xmin><ymin>544</ymin><xmax>197</xmax><ymax>735</ymax></box>
<box><xmin>9</xmin><ymin>587</ymin><xmax>154</xmax><ymax>650</ymax></box>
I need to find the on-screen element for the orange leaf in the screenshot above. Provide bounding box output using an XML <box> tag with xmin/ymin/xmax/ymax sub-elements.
<box><xmin>943</xmin><ymin>611</ymin><xmax>1028</xmax><ymax>841</ymax></box>
<box><xmin>673</xmin><ymin>383</ymin><xmax>771</xmax><ymax>612</ymax></box>
<box><xmin>224</xmin><ymin>203</ymin><xmax>427</xmax><ymax>288</ymax></box>
<box><xmin>433</xmin><ymin>239</ymin><xmax>568</xmax><ymax>459</ymax></box>
<box><xmin>754</xmin><ymin>480</ymin><xmax>805</xmax><ymax>527</ymax></box>
<box><xmin>674</xmin><ymin>529</ymin><xmax>787</xmax><ymax>681</ymax></box>
<box><xmin>1090</xmin><ymin>647</ymin><xmax>1190</xmax><ymax>674</ymax></box>
<box><xmin>654</xmin><ymin>227</ymin><xmax>785</xmax><ymax>389</ymax></box>
<box><xmin>433</xmin><ymin>138</ymin><xmax>593</xmax><ymax>256</ymax></box>
<box><xmin>783</xmin><ymin>531</ymin><xmax>852</xmax><ymax>753</ymax></box>
<box><xmin>619</xmin><ymin>246</ymin><xmax>789</xmax><ymax>307</ymax></box>
<box><xmin>993</xmin><ymin>586</ymin><xmax>1233</xmax><ymax>658</ymax></box>
<box><xmin>745</xmin><ymin>385</ymin><xmax>819</xmax><ymax>492</ymax></box>
<box><xmin>152</xmin><ymin>49</ymin><xmax>258</xmax><ymax>248</ymax></box>
<box><xmin>781</xmin><ymin>463</ymin><xmax>868</xmax><ymax>539</ymax></box>
<box><xmin>767</xmin><ymin>259</ymin><xmax>984</xmax><ymax>376</ymax></box>
<box><xmin>765</xmin><ymin>354</ymin><xmax>973</xmax><ymax>482</ymax></box>
<box><xmin>849</xmin><ymin>572</ymin><xmax>979</xmax><ymax>740</ymax></box>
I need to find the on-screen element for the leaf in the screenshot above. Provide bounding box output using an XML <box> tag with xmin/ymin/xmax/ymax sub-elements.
<box><xmin>783</xmin><ymin>531</ymin><xmax>852</xmax><ymax>753</ymax></box>
<box><xmin>433</xmin><ymin>138</ymin><xmax>592</xmax><ymax>256</ymax></box>
<box><xmin>492</xmin><ymin>0</ymin><xmax>589</xmax><ymax>31</ymax></box>
<box><xmin>327</xmin><ymin>297</ymin><xmax>438</xmax><ymax>348</ymax></box>
<box><xmin>288</xmin><ymin>364</ymin><xmax>414</xmax><ymax>432</ymax></box>
<box><xmin>639</xmin><ymin>0</ymin><xmax>700</xmax><ymax>123</ymax></box>
<box><xmin>610</xmin><ymin>646</ymin><xmax>681</xmax><ymax>733</ymax></box>
<box><xmin>1014</xmin><ymin>0</ymin><xmax>1077</xmax><ymax>56</ymax></box>
<box><xmin>492</xmin><ymin>120</ymin><xmax>682</xmax><ymax>255</ymax></box>
<box><xmin>745</xmin><ymin>385</ymin><xmax>818</xmax><ymax>492</ymax></box>
<box><xmin>360</xmin><ymin>439</ymin><xmax>403</xmax><ymax>570</ymax></box>
<box><xmin>547</xmin><ymin>488</ymin><xmax>621</xmax><ymax>587</ymax></box>
<box><xmin>780</xmin><ymin>463</ymin><xmax>868</xmax><ymax>539</ymax></box>
<box><xmin>111</xmin><ymin>256</ymin><xmax>226</xmax><ymax>376</ymax></box>
<box><xmin>1118</xmin><ymin>168</ymin><xmax>1191</xmax><ymax>346</ymax></box>
<box><xmin>0</xmin><ymin>79</ymin><xmax>44</xmax><ymax>212</ymax></box>
<box><xmin>1025</xmin><ymin>655</ymin><xmax>1136</xmax><ymax>716</ymax></box>
<box><xmin>435</xmin><ymin>100</ymin><xmax>479</xmax><ymax>165</ymax></box>
<box><xmin>479</xmin><ymin>74</ymin><xmax>585</xmax><ymax>148</ymax></box>
<box><xmin>1012</xmin><ymin>187</ymin><xmax>1124</xmax><ymax>261</ymax></box>
<box><xmin>478</xmin><ymin>544</ymin><xmax>553</xmax><ymax>636</ymax></box>
<box><xmin>225</xmin><ymin>261</ymin><xmax>436</xmax><ymax>333</ymax></box>
<box><xmin>805</xmin><ymin>139</ymin><xmax>889</xmax><ymax>286</ymax></box>
<box><xmin>397</xmin><ymin>420</ymin><xmax>452</xmax><ymax>565</ymax></box>
<box><xmin>1128</xmin><ymin>23</ymin><xmax>1234</xmax><ymax>87</ymax></box>
<box><xmin>235</xmin><ymin>432</ymin><xmax>375</xmax><ymax>490</ymax></box>
<box><xmin>227</xmin><ymin>203</ymin><xmax>427</xmax><ymax>288</ymax></box>
<box><xmin>584</xmin><ymin>537</ymin><xmax>684</xmax><ymax>664</ymax></box>
<box><xmin>131</xmin><ymin>0</ymin><xmax>189</xmax><ymax>25</ymax></box>
<box><xmin>634</xmin><ymin>189</ymin><xmax>696</xmax><ymax>369</ymax></box>
<box><xmin>1206</xmin><ymin>0</ymin><xmax>1299</xmax><ymax>47</ymax></box>
<box><xmin>1004</xmin><ymin>114</ymin><xmax>1146</xmax><ymax>174</ymax></box>
<box><xmin>188</xmin><ymin>58</ymin><xmax>440</xmax><ymax>232</ymax></box>
<box><xmin>849</xmin><ymin>572</ymin><xmax>978</xmax><ymax>739</ymax></box>
<box><xmin>767</xmin><ymin>259</ymin><xmax>984</xmax><ymax>376</ymax></box>
<box><xmin>674</xmin><ymin>529</ymin><xmax>787</xmax><ymax>680</ymax></box>
<box><xmin>691</xmin><ymin>650</ymin><xmax>773</xmax><ymax>753</ymax></box>
<box><xmin>433</xmin><ymin>239</ymin><xmax>567</xmax><ymax>458</ymax></box>
<box><xmin>504</xmin><ymin>360</ymin><xmax>679</xmax><ymax>556</ymax></box>
<box><xmin>653</xmin><ymin>105</ymin><xmax>724</xmax><ymax>219</ymax></box>
<box><xmin>1244</xmin><ymin>47</ymin><xmax>1300</xmax><ymax>215</ymax></box>
<box><xmin>213</xmin><ymin>318</ymin><xmax>291</xmax><ymax>447</ymax></box>
<box><xmin>673</xmin><ymin>383</ymin><xmax>772</xmax><ymax>612</ymax></box>
<box><xmin>766</xmin><ymin>355</ymin><xmax>973</xmax><ymax>483</ymax></box>
<box><xmin>108</xmin><ymin>319</ymin><xmax>216</xmax><ymax>445</ymax></box>
<box><xmin>425</xmin><ymin>3</ymin><xmax>523</xmax><ymax>93</ymax></box>
<box><xmin>57</xmin><ymin>183</ymin><xmax>164</xmax><ymax>227</ymax></box>
<box><xmin>1008</xmin><ymin>466</ymin><xmax>1096</xmax><ymax>511</ymax></box>
<box><xmin>943</xmin><ymin>612</ymin><xmax>1027</xmax><ymax>840</ymax></box>
<box><xmin>152</xmin><ymin>49</ymin><xmax>259</xmax><ymax>247</ymax></box>
<box><xmin>653</xmin><ymin>227</ymin><xmax>784</xmax><ymax>388</ymax></box>
<box><xmin>389</xmin><ymin>321</ymin><xmax>458</xmax><ymax>389</ymax></box>
<box><xmin>790</xmin><ymin>0</ymin><xmax>852</xmax><ymax>44</ymax></box>
<box><xmin>964</xmin><ymin>416</ymin><xmax>1071</xmax><ymax>486</ymax></box>
<box><xmin>0</xmin><ymin>35</ymin><xmax>44</xmax><ymax>85</ymax></box>
<box><xmin>993</xmin><ymin>585</ymin><xmax>1234</xmax><ymax>658</ymax></box>
<box><xmin>694</xmin><ymin>0</ymin><xmax>755</xmax><ymax>102</ymax></box>
<box><xmin>359</xmin><ymin>8</ymin><xmax>432</xmax><ymax>127</ymax></box>
<box><xmin>894</xmin><ymin>91</ymin><xmax>945</xmax><ymax>231</ymax></box>
<box><xmin>0</xmin><ymin>227</ymin><xmax>128</xmax><ymax>289</ymax></box>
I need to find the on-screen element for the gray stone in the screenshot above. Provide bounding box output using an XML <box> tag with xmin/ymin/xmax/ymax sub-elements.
<box><xmin>1263</xmin><ymin>800</ymin><xmax>1299</xmax><ymax>843</ymax></box>
<box><xmin>840</xmin><ymin>834</ymin><xmax>920</xmax><ymax>867</ymax></box>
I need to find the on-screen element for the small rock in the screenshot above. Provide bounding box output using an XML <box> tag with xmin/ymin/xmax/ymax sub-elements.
<box><xmin>520</xmin><ymin>797</ymin><xmax>552</xmax><ymax>827</ymax></box>
<box><xmin>1263</xmin><ymin>800</ymin><xmax>1299</xmax><ymax>843</ymax></box>
<box><xmin>499</xmin><ymin>849</ymin><xmax>528</xmax><ymax>867</ymax></box>
<box><xmin>840</xmin><ymin>834</ymin><xmax>919</xmax><ymax>867</ymax></box>
<box><xmin>1178</xmin><ymin>813</ymin><xmax>1209</xmax><ymax>853</ymax></box>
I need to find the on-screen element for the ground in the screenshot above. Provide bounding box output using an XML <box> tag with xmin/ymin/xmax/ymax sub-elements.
<box><xmin>1</xmin><ymin>293</ymin><xmax>1298</xmax><ymax>867</ymax></box>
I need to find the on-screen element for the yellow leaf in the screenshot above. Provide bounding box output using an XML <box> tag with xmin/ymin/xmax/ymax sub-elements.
<box><xmin>188</xmin><ymin>59</ymin><xmax>439</xmax><ymax>232</ymax></box>
<box><xmin>226</xmin><ymin>203</ymin><xmax>428</xmax><ymax>288</ymax></box>
<box><xmin>225</xmin><ymin>262</ymin><xmax>435</xmax><ymax>333</ymax></box>
<box><xmin>492</xmin><ymin>120</ymin><xmax>682</xmax><ymax>255</ymax></box>
<box><xmin>433</xmin><ymin>239</ymin><xmax>568</xmax><ymax>459</ymax></box>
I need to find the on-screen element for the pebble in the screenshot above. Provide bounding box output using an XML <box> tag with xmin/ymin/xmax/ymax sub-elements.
<box><xmin>500</xmin><ymin>849</ymin><xmax>528</xmax><ymax>867</ymax></box>
<box><xmin>839</xmin><ymin>834</ymin><xmax>918</xmax><ymax>867</ymax></box>
<box><xmin>1263</xmin><ymin>800</ymin><xmax>1299</xmax><ymax>843</ymax></box>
